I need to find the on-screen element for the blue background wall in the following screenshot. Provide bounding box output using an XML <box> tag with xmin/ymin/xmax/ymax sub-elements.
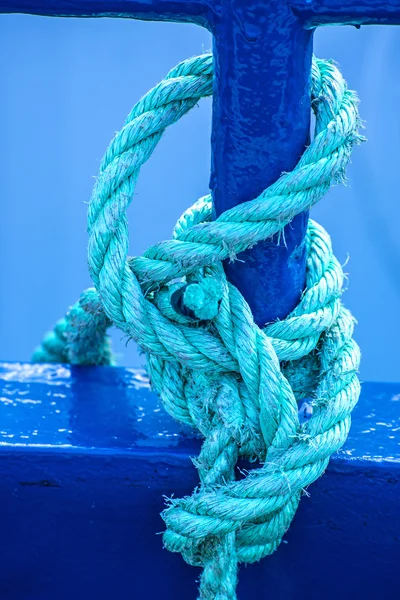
<box><xmin>0</xmin><ymin>16</ymin><xmax>399</xmax><ymax>381</ymax></box>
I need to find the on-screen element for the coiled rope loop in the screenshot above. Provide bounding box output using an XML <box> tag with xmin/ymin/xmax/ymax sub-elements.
<box><xmin>34</xmin><ymin>53</ymin><xmax>362</xmax><ymax>600</ymax></box>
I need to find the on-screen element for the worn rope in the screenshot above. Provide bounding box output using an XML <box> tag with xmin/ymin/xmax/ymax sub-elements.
<box><xmin>33</xmin><ymin>53</ymin><xmax>362</xmax><ymax>599</ymax></box>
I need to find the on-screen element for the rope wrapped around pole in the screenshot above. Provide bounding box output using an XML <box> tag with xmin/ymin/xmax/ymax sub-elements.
<box><xmin>34</xmin><ymin>53</ymin><xmax>363</xmax><ymax>600</ymax></box>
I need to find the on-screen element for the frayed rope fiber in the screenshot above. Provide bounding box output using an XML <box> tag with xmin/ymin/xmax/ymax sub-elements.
<box><xmin>33</xmin><ymin>53</ymin><xmax>363</xmax><ymax>599</ymax></box>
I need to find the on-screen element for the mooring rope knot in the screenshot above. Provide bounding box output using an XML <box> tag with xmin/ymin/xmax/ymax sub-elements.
<box><xmin>34</xmin><ymin>53</ymin><xmax>362</xmax><ymax>600</ymax></box>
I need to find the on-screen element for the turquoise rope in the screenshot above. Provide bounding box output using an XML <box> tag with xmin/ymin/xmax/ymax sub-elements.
<box><xmin>33</xmin><ymin>289</ymin><xmax>113</xmax><ymax>365</ymax></box>
<box><xmin>34</xmin><ymin>54</ymin><xmax>363</xmax><ymax>599</ymax></box>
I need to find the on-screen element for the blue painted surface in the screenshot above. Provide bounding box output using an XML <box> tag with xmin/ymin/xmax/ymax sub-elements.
<box><xmin>292</xmin><ymin>0</ymin><xmax>400</xmax><ymax>26</ymax></box>
<box><xmin>2</xmin><ymin>1</ymin><xmax>400</xmax><ymax>326</ymax></box>
<box><xmin>0</xmin><ymin>362</ymin><xmax>399</xmax><ymax>599</ymax></box>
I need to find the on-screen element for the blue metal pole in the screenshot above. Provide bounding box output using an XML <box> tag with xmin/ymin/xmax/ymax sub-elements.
<box><xmin>210</xmin><ymin>1</ymin><xmax>313</xmax><ymax>324</ymax></box>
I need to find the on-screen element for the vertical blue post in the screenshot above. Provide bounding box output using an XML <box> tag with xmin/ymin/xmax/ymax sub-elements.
<box><xmin>210</xmin><ymin>1</ymin><xmax>313</xmax><ymax>324</ymax></box>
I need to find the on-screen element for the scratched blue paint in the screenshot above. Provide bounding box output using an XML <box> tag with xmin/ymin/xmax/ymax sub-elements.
<box><xmin>0</xmin><ymin>362</ymin><xmax>399</xmax><ymax>599</ymax></box>
<box><xmin>2</xmin><ymin>1</ymin><xmax>400</xmax><ymax>325</ymax></box>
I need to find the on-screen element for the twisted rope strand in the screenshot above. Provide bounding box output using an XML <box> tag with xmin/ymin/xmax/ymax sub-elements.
<box><xmin>34</xmin><ymin>53</ymin><xmax>362</xmax><ymax>600</ymax></box>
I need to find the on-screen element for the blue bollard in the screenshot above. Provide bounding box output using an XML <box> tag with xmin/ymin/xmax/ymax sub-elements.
<box><xmin>3</xmin><ymin>0</ymin><xmax>400</xmax><ymax>324</ymax></box>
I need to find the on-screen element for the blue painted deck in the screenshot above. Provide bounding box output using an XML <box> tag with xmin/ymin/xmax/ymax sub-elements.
<box><xmin>0</xmin><ymin>362</ymin><xmax>399</xmax><ymax>599</ymax></box>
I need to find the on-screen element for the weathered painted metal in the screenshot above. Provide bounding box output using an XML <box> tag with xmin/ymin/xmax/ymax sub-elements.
<box><xmin>3</xmin><ymin>1</ymin><xmax>400</xmax><ymax>324</ymax></box>
<box><xmin>0</xmin><ymin>362</ymin><xmax>399</xmax><ymax>599</ymax></box>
